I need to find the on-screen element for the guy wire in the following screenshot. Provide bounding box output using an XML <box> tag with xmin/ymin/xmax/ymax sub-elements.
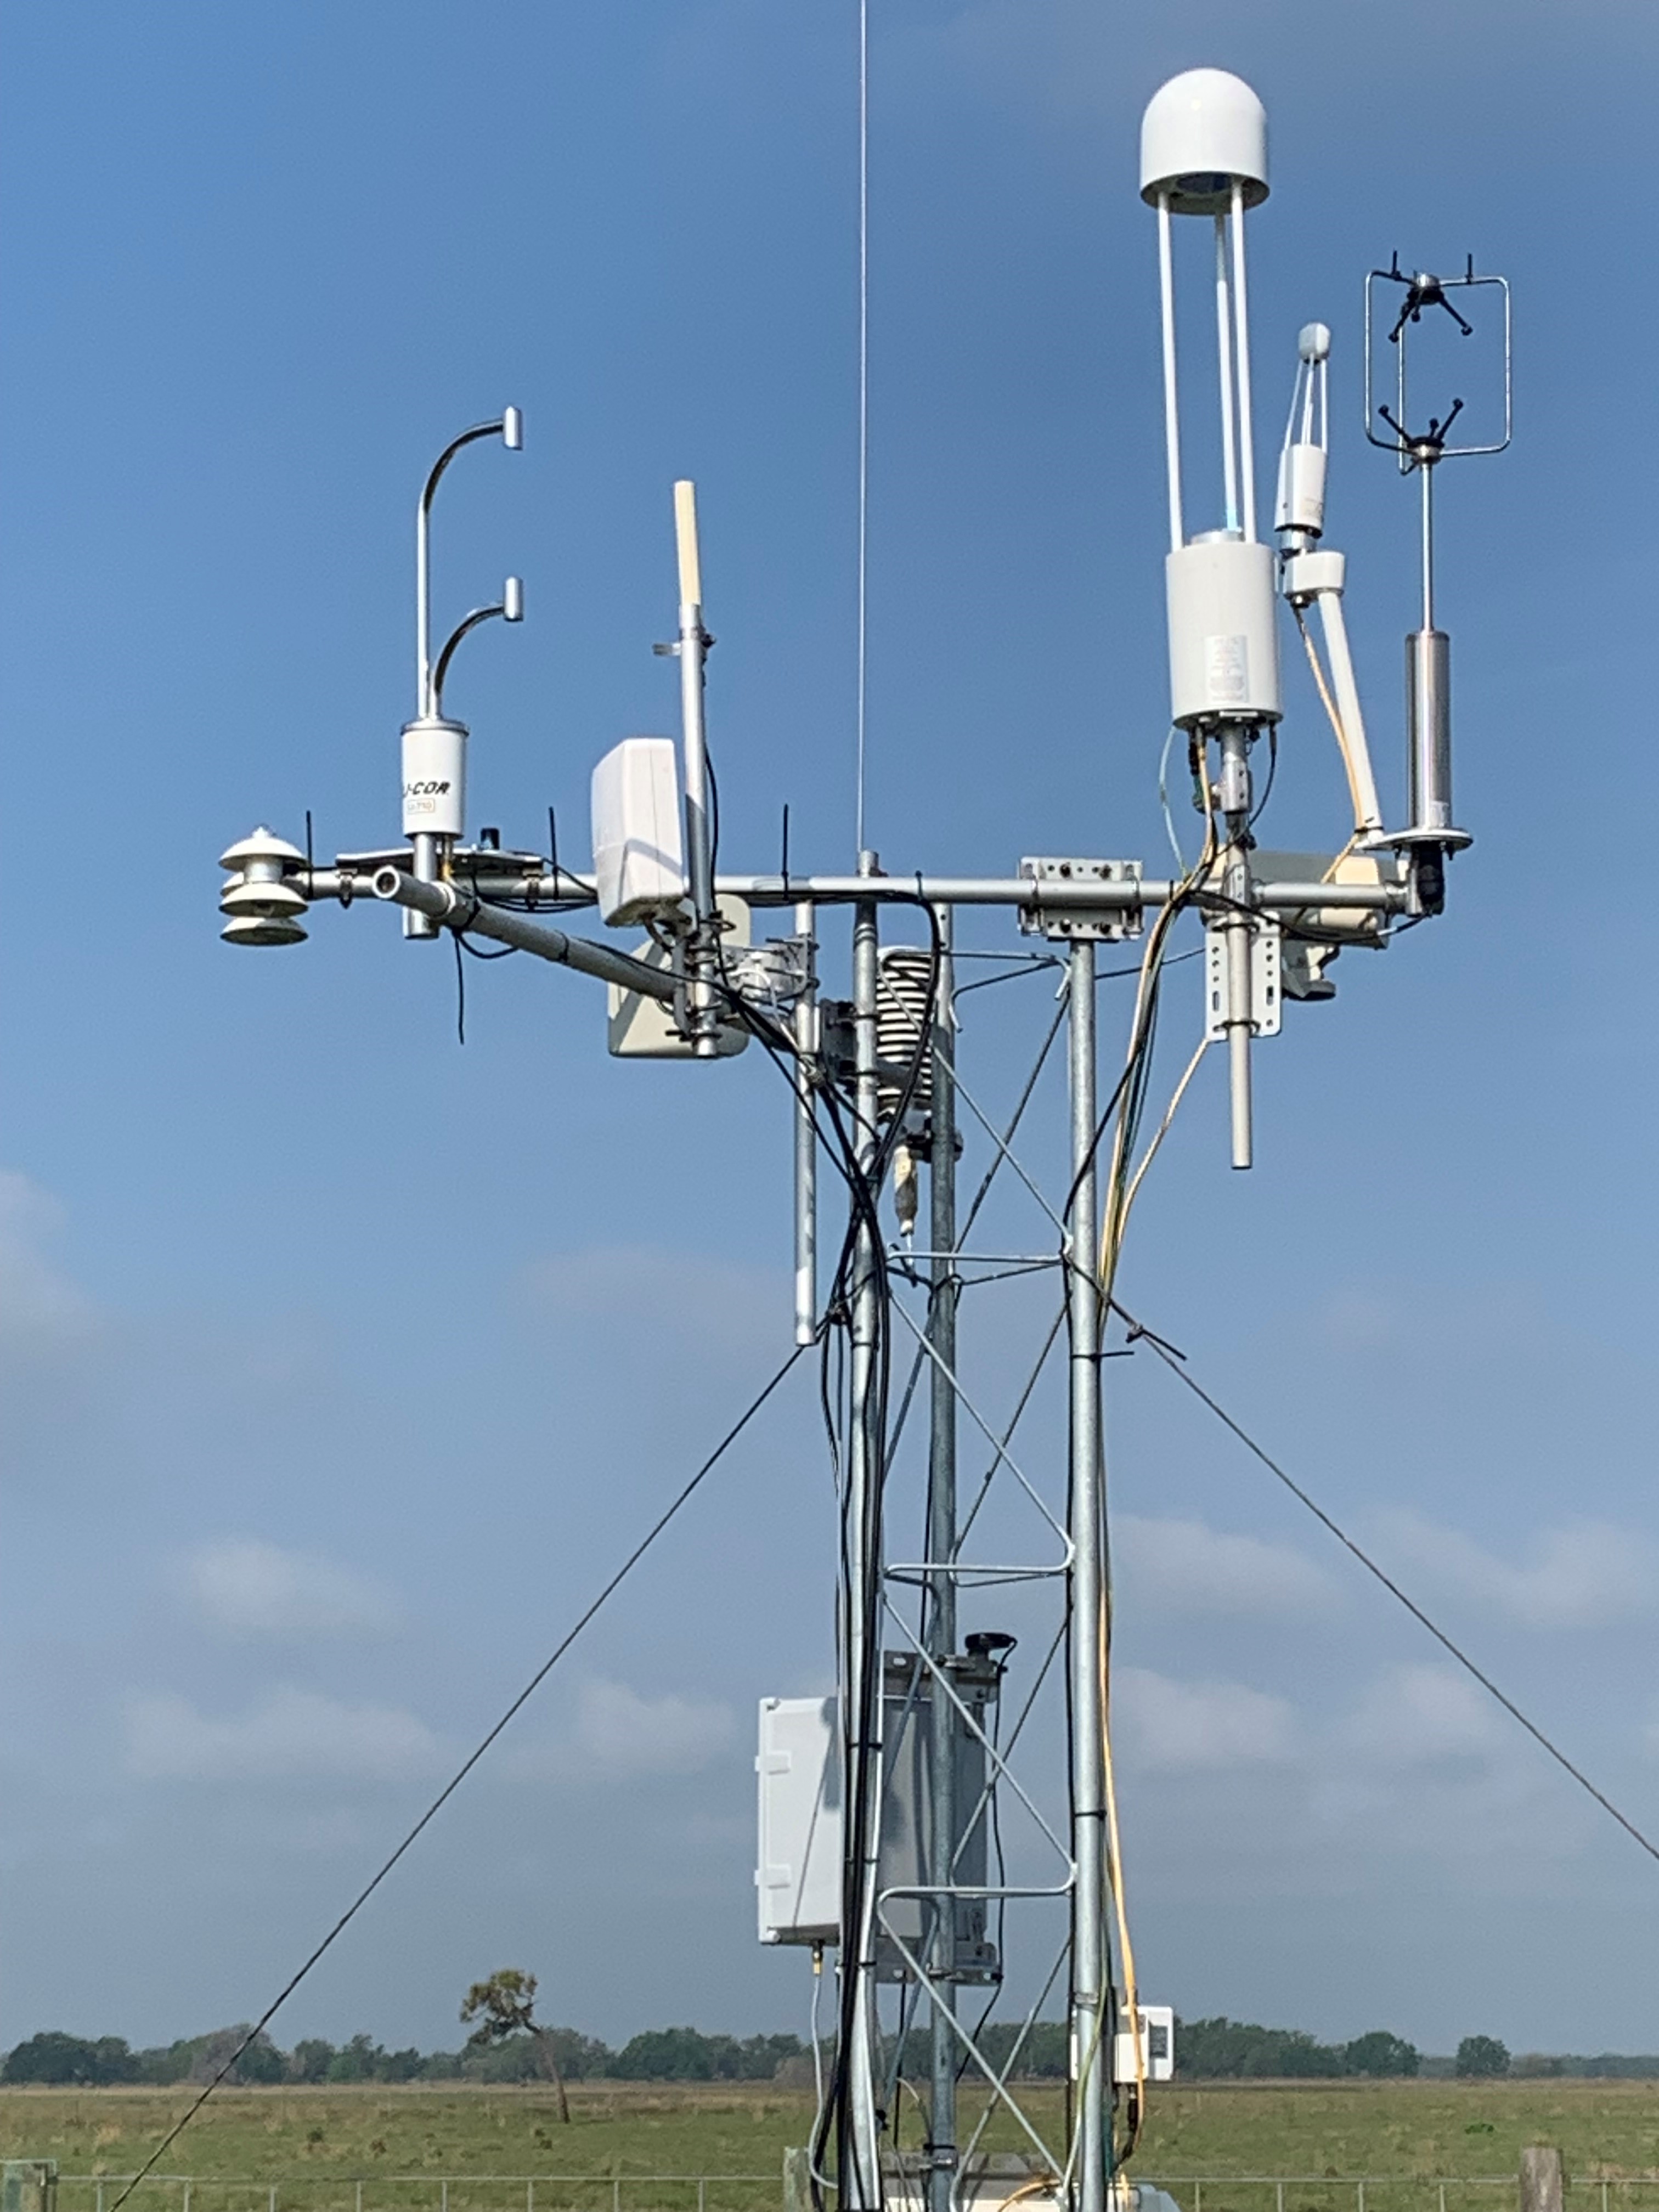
<box><xmin>106</xmin><ymin>1340</ymin><xmax>809</xmax><ymax>2212</ymax></box>
<box><xmin>1115</xmin><ymin>1301</ymin><xmax>1659</xmax><ymax>1874</ymax></box>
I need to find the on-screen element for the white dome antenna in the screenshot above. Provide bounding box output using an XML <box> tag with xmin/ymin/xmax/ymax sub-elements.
<box><xmin>1139</xmin><ymin>66</ymin><xmax>1268</xmax><ymax>215</ymax></box>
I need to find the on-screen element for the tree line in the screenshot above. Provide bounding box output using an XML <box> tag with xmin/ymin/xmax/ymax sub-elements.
<box><xmin>7</xmin><ymin>2018</ymin><xmax>1656</xmax><ymax>2089</ymax></box>
<box><xmin>0</xmin><ymin>2023</ymin><xmax>812</xmax><ymax>2089</ymax></box>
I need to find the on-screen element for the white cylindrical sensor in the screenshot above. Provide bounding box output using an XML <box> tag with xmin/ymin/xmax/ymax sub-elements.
<box><xmin>1165</xmin><ymin>537</ymin><xmax>1282</xmax><ymax>727</ymax></box>
<box><xmin>401</xmin><ymin>716</ymin><xmax>467</xmax><ymax>840</ymax></box>
<box><xmin>1274</xmin><ymin>443</ymin><xmax>1327</xmax><ymax>538</ymax></box>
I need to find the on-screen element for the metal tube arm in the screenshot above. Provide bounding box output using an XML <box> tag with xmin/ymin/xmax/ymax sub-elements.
<box><xmin>370</xmin><ymin>867</ymin><xmax>678</xmax><ymax>1000</ymax></box>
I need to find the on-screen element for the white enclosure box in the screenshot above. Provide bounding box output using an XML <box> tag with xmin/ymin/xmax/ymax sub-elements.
<box><xmin>402</xmin><ymin>716</ymin><xmax>467</xmax><ymax>839</ymax></box>
<box><xmin>757</xmin><ymin>1695</ymin><xmax>840</xmax><ymax>1946</ymax></box>
<box><xmin>1166</xmin><ymin>538</ymin><xmax>1282</xmax><ymax>727</ymax></box>
<box><xmin>590</xmin><ymin>736</ymin><xmax>687</xmax><ymax>927</ymax></box>
<box><xmin>1113</xmin><ymin>2005</ymin><xmax>1175</xmax><ymax>2085</ymax></box>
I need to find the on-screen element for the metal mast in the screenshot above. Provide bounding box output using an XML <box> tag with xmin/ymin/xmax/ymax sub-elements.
<box><xmin>215</xmin><ymin>66</ymin><xmax>1510</xmax><ymax>2212</ymax></box>
<box><xmin>924</xmin><ymin>910</ymin><xmax>959</xmax><ymax>2212</ymax></box>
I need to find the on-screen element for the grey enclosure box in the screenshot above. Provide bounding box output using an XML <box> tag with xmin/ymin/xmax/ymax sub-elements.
<box><xmin>876</xmin><ymin>1649</ymin><xmax>1000</xmax><ymax>1984</ymax></box>
<box><xmin>756</xmin><ymin>1652</ymin><xmax>1003</xmax><ymax>1983</ymax></box>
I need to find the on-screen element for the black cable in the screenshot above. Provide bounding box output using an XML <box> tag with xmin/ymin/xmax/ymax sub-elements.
<box><xmin>1114</xmin><ymin>1300</ymin><xmax>1659</xmax><ymax>1872</ymax></box>
<box><xmin>106</xmin><ymin>1340</ymin><xmax>809</xmax><ymax>2212</ymax></box>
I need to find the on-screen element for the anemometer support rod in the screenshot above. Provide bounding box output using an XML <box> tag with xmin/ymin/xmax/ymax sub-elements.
<box><xmin>370</xmin><ymin>868</ymin><xmax>679</xmax><ymax>1000</ymax></box>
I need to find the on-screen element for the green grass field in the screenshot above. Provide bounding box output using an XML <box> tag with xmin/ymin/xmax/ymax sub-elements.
<box><xmin>5</xmin><ymin>2081</ymin><xmax>1659</xmax><ymax>2212</ymax></box>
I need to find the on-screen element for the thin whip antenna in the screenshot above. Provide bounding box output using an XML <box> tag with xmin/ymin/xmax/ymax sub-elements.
<box><xmin>855</xmin><ymin>0</ymin><xmax>870</xmax><ymax>857</ymax></box>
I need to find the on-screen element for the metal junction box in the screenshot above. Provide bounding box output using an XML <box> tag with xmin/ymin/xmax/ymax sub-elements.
<box><xmin>756</xmin><ymin>1652</ymin><xmax>1003</xmax><ymax>1984</ymax></box>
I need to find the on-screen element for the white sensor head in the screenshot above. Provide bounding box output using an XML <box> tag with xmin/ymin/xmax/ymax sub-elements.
<box><xmin>1297</xmin><ymin>322</ymin><xmax>1332</xmax><ymax>365</ymax></box>
<box><xmin>503</xmin><ymin>575</ymin><xmax>524</xmax><ymax>622</ymax></box>
<box><xmin>1140</xmin><ymin>69</ymin><xmax>1268</xmax><ymax>215</ymax></box>
<box><xmin>502</xmin><ymin>407</ymin><xmax>523</xmax><ymax>450</ymax></box>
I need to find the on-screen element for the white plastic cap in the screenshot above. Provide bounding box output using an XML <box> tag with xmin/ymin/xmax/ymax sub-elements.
<box><xmin>1140</xmin><ymin>69</ymin><xmax>1268</xmax><ymax>215</ymax></box>
<box><xmin>1298</xmin><ymin>321</ymin><xmax>1332</xmax><ymax>364</ymax></box>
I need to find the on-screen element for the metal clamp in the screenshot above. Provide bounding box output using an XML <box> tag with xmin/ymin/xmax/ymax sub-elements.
<box><xmin>1016</xmin><ymin>858</ymin><xmax>1143</xmax><ymax>943</ymax></box>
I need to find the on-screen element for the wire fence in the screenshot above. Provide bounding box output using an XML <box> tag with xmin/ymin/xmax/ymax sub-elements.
<box><xmin>57</xmin><ymin>2181</ymin><xmax>778</xmax><ymax>2212</ymax></box>
<box><xmin>1137</xmin><ymin>2185</ymin><xmax>1659</xmax><ymax>2212</ymax></box>
<box><xmin>47</xmin><ymin>2181</ymin><xmax>1659</xmax><ymax>2212</ymax></box>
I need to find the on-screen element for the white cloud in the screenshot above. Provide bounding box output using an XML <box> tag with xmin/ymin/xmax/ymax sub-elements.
<box><xmin>1342</xmin><ymin>1663</ymin><xmax>1502</xmax><ymax>1769</ymax></box>
<box><xmin>572</xmin><ymin>1678</ymin><xmax>736</xmax><ymax>1776</ymax></box>
<box><xmin>182</xmin><ymin>1537</ymin><xmax>401</xmax><ymax>1637</ymax></box>
<box><xmin>1114</xmin><ymin>1666</ymin><xmax>1300</xmax><ymax>1773</ymax></box>
<box><xmin>1374</xmin><ymin>1512</ymin><xmax>1656</xmax><ymax>1629</ymax></box>
<box><xmin>123</xmin><ymin>1687</ymin><xmax>443</xmax><ymax>1781</ymax></box>
<box><xmin>523</xmin><ymin>1246</ymin><xmax>787</xmax><ymax>1360</ymax></box>
<box><xmin>1115</xmin><ymin>1515</ymin><xmax>1336</xmax><ymax>1619</ymax></box>
<box><xmin>0</xmin><ymin>1169</ymin><xmax>96</xmax><ymax>1357</ymax></box>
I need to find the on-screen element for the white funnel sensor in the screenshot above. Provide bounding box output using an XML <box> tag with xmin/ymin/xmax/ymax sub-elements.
<box><xmin>1143</xmin><ymin>69</ymin><xmax>1280</xmax><ymax>730</ymax></box>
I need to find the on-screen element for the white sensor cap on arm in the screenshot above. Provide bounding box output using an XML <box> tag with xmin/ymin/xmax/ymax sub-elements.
<box><xmin>1141</xmin><ymin>69</ymin><xmax>1268</xmax><ymax>213</ymax></box>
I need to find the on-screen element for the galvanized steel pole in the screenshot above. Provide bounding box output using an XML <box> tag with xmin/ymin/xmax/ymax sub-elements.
<box><xmin>925</xmin><ymin>906</ymin><xmax>958</xmax><ymax>2212</ymax></box>
<box><xmin>1066</xmin><ymin>939</ymin><xmax>1110</xmax><ymax>2212</ymax></box>
<box><xmin>841</xmin><ymin>866</ymin><xmax>885</xmax><ymax>2208</ymax></box>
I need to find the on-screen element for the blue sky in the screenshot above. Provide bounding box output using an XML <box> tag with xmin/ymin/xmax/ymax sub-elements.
<box><xmin>5</xmin><ymin>0</ymin><xmax>1659</xmax><ymax>2061</ymax></box>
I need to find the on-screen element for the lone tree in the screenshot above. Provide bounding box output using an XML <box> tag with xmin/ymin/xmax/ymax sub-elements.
<box><xmin>461</xmin><ymin>1968</ymin><xmax>570</xmax><ymax>2122</ymax></box>
<box><xmin>1455</xmin><ymin>2035</ymin><xmax>1511</xmax><ymax>2079</ymax></box>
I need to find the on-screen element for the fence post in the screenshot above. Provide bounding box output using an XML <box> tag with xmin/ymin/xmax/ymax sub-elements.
<box><xmin>528</xmin><ymin>2185</ymin><xmax>534</xmax><ymax>2212</ymax></box>
<box><xmin>441</xmin><ymin>2184</ymin><xmax>448</xmax><ymax>2212</ymax></box>
<box><xmin>1521</xmin><ymin>2149</ymin><xmax>1565</xmax><ymax>2212</ymax></box>
<box><xmin>698</xmin><ymin>2185</ymin><xmax>706</xmax><ymax>2212</ymax></box>
<box><xmin>1277</xmin><ymin>2184</ymin><xmax>1285</xmax><ymax>2212</ymax></box>
<box><xmin>1442</xmin><ymin>2185</ymin><xmax>1448</xmax><ymax>2212</ymax></box>
<box><xmin>1357</xmin><ymin>2182</ymin><xmax>1365</xmax><ymax>2212</ymax></box>
<box><xmin>612</xmin><ymin>2181</ymin><xmax>621</xmax><ymax>2212</ymax></box>
<box><xmin>356</xmin><ymin>2184</ymin><xmax>363</xmax><ymax>2212</ymax></box>
<box><xmin>183</xmin><ymin>2185</ymin><xmax>191</xmax><ymax>2212</ymax></box>
<box><xmin>270</xmin><ymin>2186</ymin><xmax>278</xmax><ymax>2212</ymax></box>
<box><xmin>1601</xmin><ymin>2185</ymin><xmax>1609</xmax><ymax>2212</ymax></box>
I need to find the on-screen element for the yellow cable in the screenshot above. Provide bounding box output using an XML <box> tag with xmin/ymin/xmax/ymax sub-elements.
<box><xmin>1082</xmin><ymin>759</ymin><xmax>1221</xmax><ymax>2178</ymax></box>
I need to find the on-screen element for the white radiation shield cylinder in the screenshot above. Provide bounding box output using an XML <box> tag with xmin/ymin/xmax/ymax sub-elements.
<box><xmin>1166</xmin><ymin>538</ymin><xmax>1282</xmax><ymax>726</ymax></box>
<box><xmin>401</xmin><ymin>717</ymin><xmax>467</xmax><ymax>839</ymax></box>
